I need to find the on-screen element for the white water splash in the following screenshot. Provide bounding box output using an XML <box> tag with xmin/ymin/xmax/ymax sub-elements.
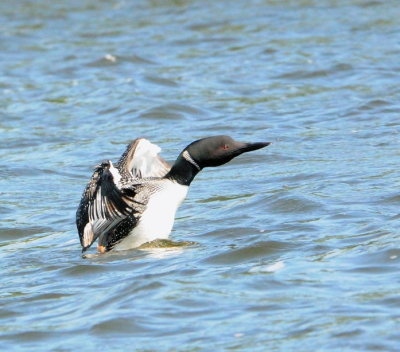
<box><xmin>249</xmin><ymin>261</ymin><xmax>285</xmax><ymax>273</ymax></box>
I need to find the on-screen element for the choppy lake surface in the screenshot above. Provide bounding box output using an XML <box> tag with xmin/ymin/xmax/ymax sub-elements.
<box><xmin>1</xmin><ymin>0</ymin><xmax>399</xmax><ymax>351</ymax></box>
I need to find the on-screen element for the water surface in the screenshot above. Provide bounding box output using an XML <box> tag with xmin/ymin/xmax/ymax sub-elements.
<box><xmin>1</xmin><ymin>0</ymin><xmax>399</xmax><ymax>351</ymax></box>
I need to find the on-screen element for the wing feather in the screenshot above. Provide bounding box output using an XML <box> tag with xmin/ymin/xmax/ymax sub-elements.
<box><xmin>117</xmin><ymin>138</ymin><xmax>171</xmax><ymax>178</ymax></box>
<box><xmin>76</xmin><ymin>162</ymin><xmax>137</xmax><ymax>252</ymax></box>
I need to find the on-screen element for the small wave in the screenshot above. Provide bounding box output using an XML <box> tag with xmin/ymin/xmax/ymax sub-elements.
<box><xmin>249</xmin><ymin>260</ymin><xmax>285</xmax><ymax>273</ymax></box>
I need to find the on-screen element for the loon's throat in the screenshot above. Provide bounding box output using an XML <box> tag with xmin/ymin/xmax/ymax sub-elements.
<box><xmin>166</xmin><ymin>154</ymin><xmax>200</xmax><ymax>186</ymax></box>
<box><xmin>182</xmin><ymin>150</ymin><xmax>201</xmax><ymax>171</ymax></box>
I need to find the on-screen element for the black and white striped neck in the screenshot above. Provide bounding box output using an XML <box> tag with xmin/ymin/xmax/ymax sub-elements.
<box><xmin>181</xmin><ymin>150</ymin><xmax>201</xmax><ymax>171</ymax></box>
<box><xmin>165</xmin><ymin>151</ymin><xmax>201</xmax><ymax>186</ymax></box>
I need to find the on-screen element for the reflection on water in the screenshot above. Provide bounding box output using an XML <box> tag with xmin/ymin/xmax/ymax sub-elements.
<box><xmin>1</xmin><ymin>0</ymin><xmax>399</xmax><ymax>351</ymax></box>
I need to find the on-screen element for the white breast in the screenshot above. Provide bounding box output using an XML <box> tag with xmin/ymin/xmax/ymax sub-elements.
<box><xmin>113</xmin><ymin>181</ymin><xmax>188</xmax><ymax>250</ymax></box>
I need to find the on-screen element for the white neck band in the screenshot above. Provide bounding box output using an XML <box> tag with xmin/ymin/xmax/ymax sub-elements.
<box><xmin>182</xmin><ymin>150</ymin><xmax>201</xmax><ymax>171</ymax></box>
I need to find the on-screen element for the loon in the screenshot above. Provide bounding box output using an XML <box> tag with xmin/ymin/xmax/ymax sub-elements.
<box><xmin>76</xmin><ymin>136</ymin><xmax>270</xmax><ymax>253</ymax></box>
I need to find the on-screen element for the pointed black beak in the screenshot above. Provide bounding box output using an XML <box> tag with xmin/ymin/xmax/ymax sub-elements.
<box><xmin>242</xmin><ymin>141</ymin><xmax>271</xmax><ymax>152</ymax></box>
<box><xmin>234</xmin><ymin>141</ymin><xmax>271</xmax><ymax>155</ymax></box>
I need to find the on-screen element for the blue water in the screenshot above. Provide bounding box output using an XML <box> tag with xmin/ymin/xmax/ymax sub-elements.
<box><xmin>1</xmin><ymin>0</ymin><xmax>399</xmax><ymax>351</ymax></box>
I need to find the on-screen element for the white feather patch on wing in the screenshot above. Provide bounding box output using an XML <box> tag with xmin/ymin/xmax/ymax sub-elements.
<box><xmin>130</xmin><ymin>139</ymin><xmax>170</xmax><ymax>178</ymax></box>
<box><xmin>108</xmin><ymin>161</ymin><xmax>122</xmax><ymax>187</ymax></box>
<box><xmin>83</xmin><ymin>223</ymin><xmax>94</xmax><ymax>248</ymax></box>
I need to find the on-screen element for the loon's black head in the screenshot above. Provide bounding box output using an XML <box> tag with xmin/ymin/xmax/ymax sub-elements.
<box><xmin>167</xmin><ymin>135</ymin><xmax>271</xmax><ymax>185</ymax></box>
<box><xmin>184</xmin><ymin>135</ymin><xmax>271</xmax><ymax>169</ymax></box>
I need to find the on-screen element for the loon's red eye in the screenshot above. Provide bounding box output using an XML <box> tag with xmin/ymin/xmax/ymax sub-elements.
<box><xmin>222</xmin><ymin>144</ymin><xmax>229</xmax><ymax>150</ymax></box>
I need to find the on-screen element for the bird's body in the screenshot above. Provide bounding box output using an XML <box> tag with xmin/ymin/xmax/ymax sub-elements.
<box><xmin>113</xmin><ymin>180</ymin><xmax>188</xmax><ymax>250</ymax></box>
<box><xmin>76</xmin><ymin>136</ymin><xmax>270</xmax><ymax>253</ymax></box>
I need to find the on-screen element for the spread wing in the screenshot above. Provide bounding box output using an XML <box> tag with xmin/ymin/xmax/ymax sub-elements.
<box><xmin>117</xmin><ymin>138</ymin><xmax>171</xmax><ymax>178</ymax></box>
<box><xmin>76</xmin><ymin>161</ymin><xmax>138</xmax><ymax>252</ymax></box>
